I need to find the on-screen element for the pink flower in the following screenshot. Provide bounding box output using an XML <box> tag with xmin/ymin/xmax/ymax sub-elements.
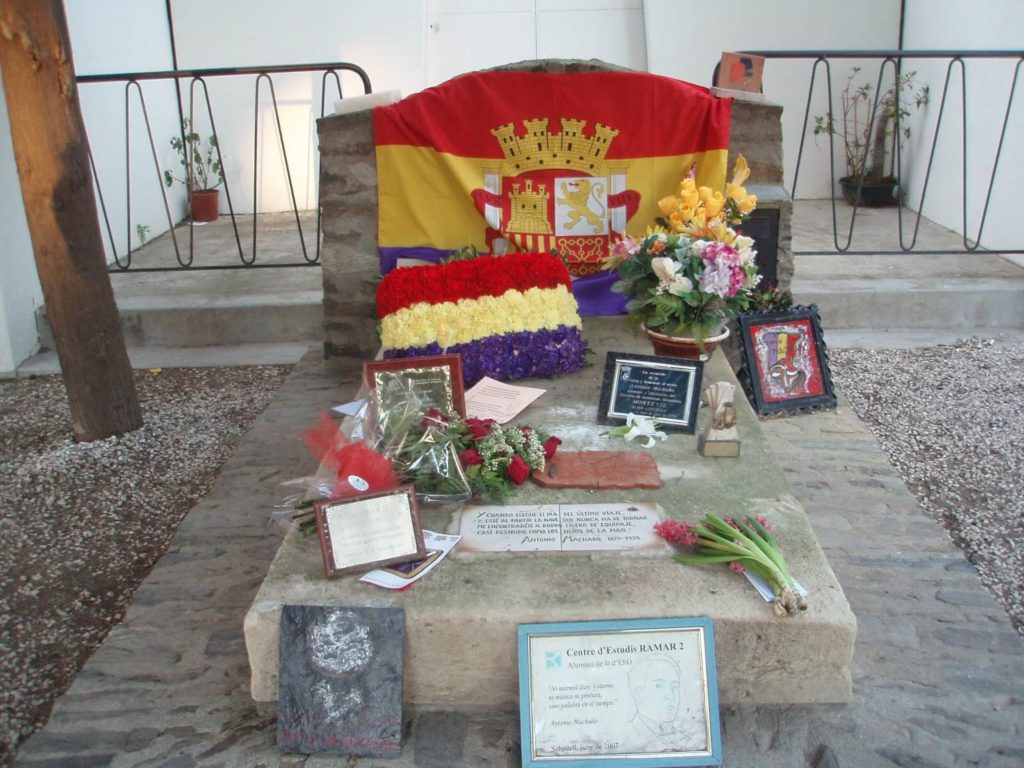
<box><xmin>729</xmin><ymin>561</ymin><xmax>746</xmax><ymax>574</ymax></box>
<box><xmin>610</xmin><ymin>235</ymin><xmax>642</xmax><ymax>260</ymax></box>
<box><xmin>755</xmin><ymin>515</ymin><xmax>773</xmax><ymax>532</ymax></box>
<box><xmin>507</xmin><ymin>455</ymin><xmax>531</xmax><ymax>485</ymax></box>
<box><xmin>543</xmin><ymin>436</ymin><xmax>562</xmax><ymax>460</ymax></box>
<box><xmin>700</xmin><ymin>241</ymin><xmax>741</xmax><ymax>266</ymax></box>
<box><xmin>654</xmin><ymin>520</ymin><xmax>698</xmax><ymax>547</ymax></box>
<box><xmin>459</xmin><ymin>448</ymin><xmax>484</xmax><ymax>466</ymax></box>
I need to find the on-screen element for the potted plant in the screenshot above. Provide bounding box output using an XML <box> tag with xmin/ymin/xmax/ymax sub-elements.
<box><xmin>602</xmin><ymin>156</ymin><xmax>762</xmax><ymax>360</ymax></box>
<box><xmin>163</xmin><ymin>118</ymin><xmax>225</xmax><ymax>223</ymax></box>
<box><xmin>814</xmin><ymin>67</ymin><xmax>929</xmax><ymax>207</ymax></box>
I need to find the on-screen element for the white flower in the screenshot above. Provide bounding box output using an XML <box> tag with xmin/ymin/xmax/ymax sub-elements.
<box><xmin>666</xmin><ymin>276</ymin><xmax>694</xmax><ymax>296</ymax></box>
<box><xmin>734</xmin><ymin>234</ymin><xmax>756</xmax><ymax>267</ymax></box>
<box><xmin>651</xmin><ymin>257</ymin><xmax>694</xmax><ymax>296</ymax></box>
<box><xmin>621</xmin><ymin>414</ymin><xmax>667</xmax><ymax>448</ymax></box>
<box><xmin>651</xmin><ymin>256</ymin><xmax>683</xmax><ymax>283</ymax></box>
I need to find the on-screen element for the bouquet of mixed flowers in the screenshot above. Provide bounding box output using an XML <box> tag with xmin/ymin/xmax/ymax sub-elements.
<box><xmin>414</xmin><ymin>409</ymin><xmax>560</xmax><ymax>501</ymax></box>
<box><xmin>603</xmin><ymin>155</ymin><xmax>762</xmax><ymax>342</ymax></box>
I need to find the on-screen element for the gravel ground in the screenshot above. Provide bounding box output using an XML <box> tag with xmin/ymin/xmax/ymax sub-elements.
<box><xmin>830</xmin><ymin>338</ymin><xmax>1024</xmax><ymax>636</ymax></box>
<box><xmin>0</xmin><ymin>365</ymin><xmax>291</xmax><ymax>766</ymax></box>
<box><xmin>1</xmin><ymin>341</ymin><xmax>1022</xmax><ymax>765</ymax></box>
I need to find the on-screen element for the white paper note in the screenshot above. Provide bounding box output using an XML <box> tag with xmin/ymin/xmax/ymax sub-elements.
<box><xmin>464</xmin><ymin>377</ymin><xmax>545</xmax><ymax>424</ymax></box>
<box><xmin>359</xmin><ymin>530</ymin><xmax>461</xmax><ymax>590</ymax></box>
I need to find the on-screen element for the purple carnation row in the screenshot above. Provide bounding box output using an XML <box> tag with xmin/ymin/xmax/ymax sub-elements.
<box><xmin>384</xmin><ymin>325</ymin><xmax>586</xmax><ymax>386</ymax></box>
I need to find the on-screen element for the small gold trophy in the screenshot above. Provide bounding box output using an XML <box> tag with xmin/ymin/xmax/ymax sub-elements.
<box><xmin>698</xmin><ymin>381</ymin><xmax>741</xmax><ymax>458</ymax></box>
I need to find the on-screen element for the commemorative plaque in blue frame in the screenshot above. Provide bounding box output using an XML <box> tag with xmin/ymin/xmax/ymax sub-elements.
<box><xmin>517</xmin><ymin>617</ymin><xmax>722</xmax><ymax>767</ymax></box>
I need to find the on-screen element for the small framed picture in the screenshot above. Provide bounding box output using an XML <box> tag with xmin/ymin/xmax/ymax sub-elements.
<box><xmin>364</xmin><ymin>354</ymin><xmax>465</xmax><ymax>417</ymax></box>
<box><xmin>518</xmin><ymin>617</ymin><xmax>722</xmax><ymax>766</ymax></box>
<box><xmin>597</xmin><ymin>352</ymin><xmax>704</xmax><ymax>434</ymax></box>
<box><xmin>314</xmin><ymin>485</ymin><xmax>427</xmax><ymax>578</ymax></box>
<box><xmin>736</xmin><ymin>305</ymin><xmax>837</xmax><ymax>416</ymax></box>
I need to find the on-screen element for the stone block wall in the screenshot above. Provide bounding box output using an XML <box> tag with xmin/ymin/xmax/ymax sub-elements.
<box><xmin>317</xmin><ymin>110</ymin><xmax>380</xmax><ymax>360</ymax></box>
<box><xmin>317</xmin><ymin>61</ymin><xmax>792</xmax><ymax>359</ymax></box>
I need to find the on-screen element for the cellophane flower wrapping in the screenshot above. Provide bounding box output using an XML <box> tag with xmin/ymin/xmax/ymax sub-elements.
<box><xmin>369</xmin><ymin>378</ymin><xmax>472</xmax><ymax>502</ymax></box>
<box><xmin>273</xmin><ymin>410</ymin><xmax>399</xmax><ymax>533</ymax></box>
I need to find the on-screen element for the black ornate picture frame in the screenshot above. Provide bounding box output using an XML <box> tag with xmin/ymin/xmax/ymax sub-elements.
<box><xmin>736</xmin><ymin>305</ymin><xmax>837</xmax><ymax>417</ymax></box>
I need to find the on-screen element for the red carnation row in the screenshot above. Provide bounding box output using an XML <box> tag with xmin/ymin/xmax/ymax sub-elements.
<box><xmin>376</xmin><ymin>252</ymin><xmax>573</xmax><ymax>317</ymax></box>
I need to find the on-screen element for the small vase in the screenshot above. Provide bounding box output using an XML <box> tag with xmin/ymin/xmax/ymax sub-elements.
<box><xmin>644</xmin><ymin>324</ymin><xmax>730</xmax><ymax>361</ymax></box>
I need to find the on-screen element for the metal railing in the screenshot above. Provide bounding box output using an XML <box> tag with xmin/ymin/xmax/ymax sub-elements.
<box><xmin>741</xmin><ymin>49</ymin><xmax>1023</xmax><ymax>256</ymax></box>
<box><xmin>76</xmin><ymin>62</ymin><xmax>372</xmax><ymax>271</ymax></box>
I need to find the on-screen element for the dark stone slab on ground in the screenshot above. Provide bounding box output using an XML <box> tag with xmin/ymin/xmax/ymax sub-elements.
<box><xmin>278</xmin><ymin>605</ymin><xmax>404</xmax><ymax>757</ymax></box>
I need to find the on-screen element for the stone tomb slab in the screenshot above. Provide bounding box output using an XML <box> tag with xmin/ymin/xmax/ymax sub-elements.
<box><xmin>277</xmin><ymin>605</ymin><xmax>404</xmax><ymax>757</ymax></box>
<box><xmin>244</xmin><ymin>318</ymin><xmax>856</xmax><ymax>709</ymax></box>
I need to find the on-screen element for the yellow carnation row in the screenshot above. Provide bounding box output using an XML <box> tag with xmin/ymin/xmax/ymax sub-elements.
<box><xmin>381</xmin><ymin>286</ymin><xmax>583</xmax><ymax>350</ymax></box>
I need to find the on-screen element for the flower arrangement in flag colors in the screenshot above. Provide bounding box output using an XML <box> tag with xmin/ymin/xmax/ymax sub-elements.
<box><xmin>603</xmin><ymin>155</ymin><xmax>762</xmax><ymax>342</ymax></box>
<box><xmin>376</xmin><ymin>252</ymin><xmax>586</xmax><ymax>386</ymax></box>
<box><xmin>655</xmin><ymin>513</ymin><xmax>808</xmax><ymax>617</ymax></box>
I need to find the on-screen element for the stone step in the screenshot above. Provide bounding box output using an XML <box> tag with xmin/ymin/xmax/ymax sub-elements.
<box><xmin>792</xmin><ymin>253</ymin><xmax>1024</xmax><ymax>331</ymax></box>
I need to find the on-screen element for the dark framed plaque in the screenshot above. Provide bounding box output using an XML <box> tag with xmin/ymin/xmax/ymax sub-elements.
<box><xmin>314</xmin><ymin>485</ymin><xmax>427</xmax><ymax>578</ymax></box>
<box><xmin>364</xmin><ymin>354</ymin><xmax>465</xmax><ymax>417</ymax></box>
<box><xmin>518</xmin><ymin>617</ymin><xmax>722</xmax><ymax>767</ymax></box>
<box><xmin>597</xmin><ymin>352</ymin><xmax>704</xmax><ymax>434</ymax></box>
<box><xmin>736</xmin><ymin>305</ymin><xmax>837</xmax><ymax>417</ymax></box>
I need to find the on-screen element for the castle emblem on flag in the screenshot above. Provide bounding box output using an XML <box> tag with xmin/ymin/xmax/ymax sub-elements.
<box><xmin>471</xmin><ymin>118</ymin><xmax>640</xmax><ymax>276</ymax></box>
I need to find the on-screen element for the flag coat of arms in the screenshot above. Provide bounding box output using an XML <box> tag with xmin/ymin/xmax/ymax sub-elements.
<box><xmin>373</xmin><ymin>70</ymin><xmax>732</xmax><ymax>314</ymax></box>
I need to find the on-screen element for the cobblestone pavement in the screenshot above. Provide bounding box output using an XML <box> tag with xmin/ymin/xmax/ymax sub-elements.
<box><xmin>13</xmin><ymin>351</ymin><xmax>1024</xmax><ymax>767</ymax></box>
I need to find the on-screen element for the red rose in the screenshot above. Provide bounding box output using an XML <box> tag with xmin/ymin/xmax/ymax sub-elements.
<box><xmin>507</xmin><ymin>455</ymin><xmax>531</xmax><ymax>485</ymax></box>
<box><xmin>466</xmin><ymin>417</ymin><xmax>496</xmax><ymax>441</ymax></box>
<box><xmin>542</xmin><ymin>436</ymin><xmax>562</xmax><ymax>460</ymax></box>
<box><xmin>459</xmin><ymin>448</ymin><xmax>484</xmax><ymax>466</ymax></box>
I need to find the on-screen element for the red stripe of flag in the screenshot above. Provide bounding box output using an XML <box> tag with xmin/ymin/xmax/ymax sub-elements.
<box><xmin>373</xmin><ymin>70</ymin><xmax>730</xmax><ymax>158</ymax></box>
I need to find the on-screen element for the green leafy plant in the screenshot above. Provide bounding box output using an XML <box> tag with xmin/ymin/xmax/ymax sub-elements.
<box><xmin>163</xmin><ymin>118</ymin><xmax>225</xmax><ymax>192</ymax></box>
<box><xmin>135</xmin><ymin>223</ymin><xmax>151</xmax><ymax>245</ymax></box>
<box><xmin>814</xmin><ymin>67</ymin><xmax>929</xmax><ymax>182</ymax></box>
<box><xmin>749</xmin><ymin>286</ymin><xmax>794</xmax><ymax>313</ymax></box>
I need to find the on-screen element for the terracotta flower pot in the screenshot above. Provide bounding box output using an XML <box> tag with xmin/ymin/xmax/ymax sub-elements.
<box><xmin>190</xmin><ymin>189</ymin><xmax>219</xmax><ymax>222</ymax></box>
<box><xmin>644</xmin><ymin>324</ymin><xmax>730</xmax><ymax>361</ymax></box>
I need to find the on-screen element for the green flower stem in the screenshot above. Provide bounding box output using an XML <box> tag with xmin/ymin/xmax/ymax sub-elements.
<box><xmin>673</xmin><ymin>513</ymin><xmax>807</xmax><ymax>617</ymax></box>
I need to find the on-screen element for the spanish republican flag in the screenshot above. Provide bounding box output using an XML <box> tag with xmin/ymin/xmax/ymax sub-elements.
<box><xmin>373</xmin><ymin>69</ymin><xmax>731</xmax><ymax>314</ymax></box>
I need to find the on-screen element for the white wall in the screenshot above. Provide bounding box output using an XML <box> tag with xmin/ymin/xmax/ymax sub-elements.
<box><xmin>901</xmin><ymin>0</ymin><xmax>1023</xmax><ymax>251</ymax></box>
<box><xmin>426</xmin><ymin>0</ymin><xmax>647</xmax><ymax>86</ymax></box>
<box><xmin>67</xmin><ymin>0</ymin><xmax>182</xmax><ymax>262</ymax></box>
<box><xmin>0</xmin><ymin>69</ymin><xmax>43</xmax><ymax>376</ymax></box>
<box><xmin>645</xmin><ymin>0</ymin><xmax>902</xmax><ymax>199</ymax></box>
<box><xmin>170</xmin><ymin>0</ymin><xmax>427</xmax><ymax>213</ymax></box>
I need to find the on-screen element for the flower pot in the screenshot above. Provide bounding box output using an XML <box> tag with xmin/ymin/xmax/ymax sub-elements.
<box><xmin>189</xmin><ymin>189</ymin><xmax>219</xmax><ymax>222</ymax></box>
<box><xmin>839</xmin><ymin>176</ymin><xmax>897</xmax><ymax>207</ymax></box>
<box><xmin>644</xmin><ymin>325</ymin><xmax>730</xmax><ymax>361</ymax></box>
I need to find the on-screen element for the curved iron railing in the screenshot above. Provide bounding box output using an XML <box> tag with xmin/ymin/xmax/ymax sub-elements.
<box><xmin>76</xmin><ymin>62</ymin><xmax>372</xmax><ymax>271</ymax></box>
<box><xmin>741</xmin><ymin>49</ymin><xmax>1023</xmax><ymax>256</ymax></box>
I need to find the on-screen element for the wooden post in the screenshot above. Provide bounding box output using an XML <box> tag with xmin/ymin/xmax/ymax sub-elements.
<box><xmin>0</xmin><ymin>0</ymin><xmax>142</xmax><ymax>440</ymax></box>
